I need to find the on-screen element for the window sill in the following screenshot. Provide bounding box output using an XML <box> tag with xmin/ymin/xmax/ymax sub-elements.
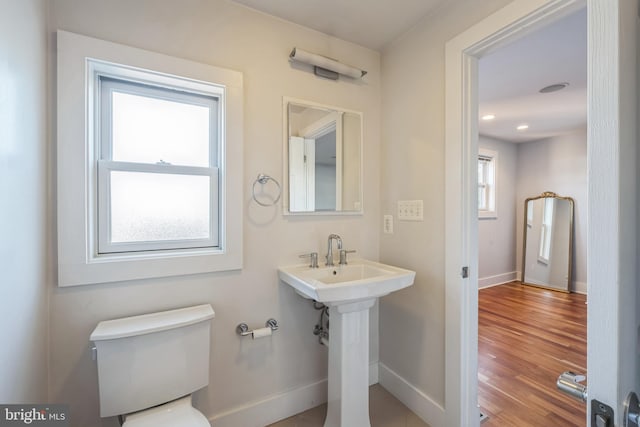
<box><xmin>479</xmin><ymin>211</ymin><xmax>497</xmax><ymax>220</ymax></box>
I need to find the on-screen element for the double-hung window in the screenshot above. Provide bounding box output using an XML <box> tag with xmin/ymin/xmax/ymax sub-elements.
<box><xmin>96</xmin><ymin>75</ymin><xmax>220</xmax><ymax>254</ymax></box>
<box><xmin>57</xmin><ymin>31</ymin><xmax>243</xmax><ymax>286</ymax></box>
<box><xmin>478</xmin><ymin>148</ymin><xmax>498</xmax><ymax>218</ymax></box>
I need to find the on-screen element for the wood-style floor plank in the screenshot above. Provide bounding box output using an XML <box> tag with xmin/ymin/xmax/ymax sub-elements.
<box><xmin>478</xmin><ymin>282</ymin><xmax>587</xmax><ymax>427</ymax></box>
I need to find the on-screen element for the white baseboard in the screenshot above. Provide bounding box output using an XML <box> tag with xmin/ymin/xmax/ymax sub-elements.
<box><xmin>378</xmin><ymin>362</ymin><xmax>445</xmax><ymax>427</ymax></box>
<box><xmin>573</xmin><ymin>280</ymin><xmax>587</xmax><ymax>294</ymax></box>
<box><xmin>209</xmin><ymin>378</ymin><xmax>327</xmax><ymax>427</ymax></box>
<box><xmin>209</xmin><ymin>362</ymin><xmax>379</xmax><ymax>427</ymax></box>
<box><xmin>522</xmin><ymin>277</ymin><xmax>588</xmax><ymax>295</ymax></box>
<box><xmin>478</xmin><ymin>271</ymin><xmax>518</xmax><ymax>289</ymax></box>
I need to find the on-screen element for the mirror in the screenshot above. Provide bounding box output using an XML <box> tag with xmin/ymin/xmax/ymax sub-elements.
<box><xmin>283</xmin><ymin>98</ymin><xmax>363</xmax><ymax>214</ymax></box>
<box><xmin>522</xmin><ymin>192</ymin><xmax>574</xmax><ymax>292</ymax></box>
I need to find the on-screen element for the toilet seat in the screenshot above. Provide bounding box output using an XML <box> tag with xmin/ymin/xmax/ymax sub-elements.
<box><xmin>122</xmin><ymin>396</ymin><xmax>210</xmax><ymax>427</ymax></box>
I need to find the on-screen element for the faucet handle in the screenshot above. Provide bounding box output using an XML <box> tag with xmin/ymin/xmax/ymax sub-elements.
<box><xmin>339</xmin><ymin>249</ymin><xmax>356</xmax><ymax>265</ymax></box>
<box><xmin>299</xmin><ymin>252</ymin><xmax>319</xmax><ymax>268</ymax></box>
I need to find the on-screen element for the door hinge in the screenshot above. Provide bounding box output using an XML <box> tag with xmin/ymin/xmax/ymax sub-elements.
<box><xmin>461</xmin><ymin>266</ymin><xmax>469</xmax><ymax>278</ymax></box>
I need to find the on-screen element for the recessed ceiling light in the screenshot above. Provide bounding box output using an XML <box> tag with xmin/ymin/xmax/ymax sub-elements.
<box><xmin>481</xmin><ymin>114</ymin><xmax>496</xmax><ymax>121</ymax></box>
<box><xmin>517</xmin><ymin>124</ymin><xmax>529</xmax><ymax>131</ymax></box>
<box><xmin>539</xmin><ymin>82</ymin><xmax>569</xmax><ymax>93</ymax></box>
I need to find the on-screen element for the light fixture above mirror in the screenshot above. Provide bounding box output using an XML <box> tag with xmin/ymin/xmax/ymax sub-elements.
<box><xmin>289</xmin><ymin>47</ymin><xmax>367</xmax><ymax>80</ymax></box>
<box><xmin>283</xmin><ymin>97</ymin><xmax>363</xmax><ymax>215</ymax></box>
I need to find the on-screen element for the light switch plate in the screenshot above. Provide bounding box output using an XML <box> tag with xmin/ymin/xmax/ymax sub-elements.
<box><xmin>397</xmin><ymin>200</ymin><xmax>424</xmax><ymax>221</ymax></box>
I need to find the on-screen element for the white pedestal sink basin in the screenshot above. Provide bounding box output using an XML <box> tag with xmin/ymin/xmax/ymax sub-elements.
<box><xmin>278</xmin><ymin>259</ymin><xmax>415</xmax><ymax>427</ymax></box>
<box><xmin>278</xmin><ymin>259</ymin><xmax>415</xmax><ymax>304</ymax></box>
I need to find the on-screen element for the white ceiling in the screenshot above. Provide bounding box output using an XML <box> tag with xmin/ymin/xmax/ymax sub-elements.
<box><xmin>229</xmin><ymin>0</ymin><xmax>587</xmax><ymax>144</ymax></box>
<box><xmin>478</xmin><ymin>8</ymin><xmax>587</xmax><ymax>143</ymax></box>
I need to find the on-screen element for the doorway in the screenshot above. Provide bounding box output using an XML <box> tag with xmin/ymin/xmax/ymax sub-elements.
<box><xmin>475</xmin><ymin>8</ymin><xmax>587</xmax><ymax>424</ymax></box>
<box><xmin>445</xmin><ymin>0</ymin><xmax>639</xmax><ymax>425</ymax></box>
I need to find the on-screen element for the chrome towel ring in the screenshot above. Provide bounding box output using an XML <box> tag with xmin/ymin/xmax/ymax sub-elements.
<box><xmin>252</xmin><ymin>174</ymin><xmax>281</xmax><ymax>207</ymax></box>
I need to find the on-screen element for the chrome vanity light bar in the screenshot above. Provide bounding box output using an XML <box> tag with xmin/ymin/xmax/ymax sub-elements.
<box><xmin>289</xmin><ymin>47</ymin><xmax>367</xmax><ymax>80</ymax></box>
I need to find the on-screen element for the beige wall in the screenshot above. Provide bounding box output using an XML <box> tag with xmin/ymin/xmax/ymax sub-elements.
<box><xmin>47</xmin><ymin>1</ymin><xmax>380</xmax><ymax>426</ymax></box>
<box><xmin>0</xmin><ymin>0</ymin><xmax>49</xmax><ymax>404</ymax></box>
<box><xmin>379</xmin><ymin>0</ymin><xmax>513</xmax><ymax>407</ymax></box>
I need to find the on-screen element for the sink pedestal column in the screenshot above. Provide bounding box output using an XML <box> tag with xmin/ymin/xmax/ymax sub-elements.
<box><xmin>324</xmin><ymin>298</ymin><xmax>376</xmax><ymax>427</ymax></box>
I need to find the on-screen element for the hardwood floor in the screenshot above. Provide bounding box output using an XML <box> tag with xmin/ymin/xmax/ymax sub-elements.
<box><xmin>478</xmin><ymin>282</ymin><xmax>587</xmax><ymax>427</ymax></box>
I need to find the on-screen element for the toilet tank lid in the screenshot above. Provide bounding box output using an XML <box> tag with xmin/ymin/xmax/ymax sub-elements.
<box><xmin>90</xmin><ymin>304</ymin><xmax>215</xmax><ymax>341</ymax></box>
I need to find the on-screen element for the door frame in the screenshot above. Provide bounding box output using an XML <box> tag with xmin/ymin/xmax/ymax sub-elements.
<box><xmin>444</xmin><ymin>0</ymin><xmax>637</xmax><ymax>425</ymax></box>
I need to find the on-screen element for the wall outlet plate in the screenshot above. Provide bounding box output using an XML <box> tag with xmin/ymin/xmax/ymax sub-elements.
<box><xmin>383</xmin><ymin>215</ymin><xmax>393</xmax><ymax>233</ymax></box>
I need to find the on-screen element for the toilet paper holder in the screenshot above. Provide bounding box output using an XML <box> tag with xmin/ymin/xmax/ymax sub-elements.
<box><xmin>236</xmin><ymin>318</ymin><xmax>279</xmax><ymax>337</ymax></box>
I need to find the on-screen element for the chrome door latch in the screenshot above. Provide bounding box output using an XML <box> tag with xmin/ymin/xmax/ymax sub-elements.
<box><xmin>557</xmin><ymin>371</ymin><xmax>587</xmax><ymax>401</ymax></box>
<box><xmin>461</xmin><ymin>266</ymin><xmax>469</xmax><ymax>278</ymax></box>
<box><xmin>592</xmin><ymin>399</ymin><xmax>614</xmax><ymax>427</ymax></box>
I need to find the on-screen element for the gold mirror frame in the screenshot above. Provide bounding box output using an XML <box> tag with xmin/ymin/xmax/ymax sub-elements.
<box><xmin>521</xmin><ymin>191</ymin><xmax>575</xmax><ymax>293</ymax></box>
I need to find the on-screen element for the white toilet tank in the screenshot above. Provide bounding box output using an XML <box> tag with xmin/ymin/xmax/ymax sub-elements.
<box><xmin>90</xmin><ymin>304</ymin><xmax>215</xmax><ymax>418</ymax></box>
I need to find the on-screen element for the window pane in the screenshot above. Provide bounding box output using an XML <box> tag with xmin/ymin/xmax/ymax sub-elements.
<box><xmin>112</xmin><ymin>91</ymin><xmax>210</xmax><ymax>167</ymax></box>
<box><xmin>478</xmin><ymin>186</ymin><xmax>486</xmax><ymax>210</ymax></box>
<box><xmin>109</xmin><ymin>171</ymin><xmax>211</xmax><ymax>244</ymax></box>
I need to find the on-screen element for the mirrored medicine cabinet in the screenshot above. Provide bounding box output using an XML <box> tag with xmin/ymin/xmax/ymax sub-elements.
<box><xmin>283</xmin><ymin>97</ymin><xmax>363</xmax><ymax>215</ymax></box>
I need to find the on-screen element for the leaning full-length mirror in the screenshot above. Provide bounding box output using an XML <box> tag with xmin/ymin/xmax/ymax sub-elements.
<box><xmin>522</xmin><ymin>192</ymin><xmax>574</xmax><ymax>292</ymax></box>
<box><xmin>283</xmin><ymin>98</ymin><xmax>363</xmax><ymax>214</ymax></box>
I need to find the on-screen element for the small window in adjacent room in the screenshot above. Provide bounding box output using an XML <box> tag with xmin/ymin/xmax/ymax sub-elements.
<box><xmin>478</xmin><ymin>149</ymin><xmax>498</xmax><ymax>218</ymax></box>
<box><xmin>57</xmin><ymin>31</ymin><xmax>243</xmax><ymax>286</ymax></box>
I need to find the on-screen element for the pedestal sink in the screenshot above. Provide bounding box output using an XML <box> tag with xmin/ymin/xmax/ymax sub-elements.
<box><xmin>278</xmin><ymin>259</ymin><xmax>415</xmax><ymax>427</ymax></box>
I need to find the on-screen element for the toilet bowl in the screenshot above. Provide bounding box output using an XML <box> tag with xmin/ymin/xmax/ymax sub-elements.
<box><xmin>122</xmin><ymin>396</ymin><xmax>210</xmax><ymax>427</ymax></box>
<box><xmin>90</xmin><ymin>304</ymin><xmax>215</xmax><ymax>426</ymax></box>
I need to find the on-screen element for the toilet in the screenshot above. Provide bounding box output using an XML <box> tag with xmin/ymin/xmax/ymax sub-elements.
<box><xmin>90</xmin><ymin>304</ymin><xmax>215</xmax><ymax>426</ymax></box>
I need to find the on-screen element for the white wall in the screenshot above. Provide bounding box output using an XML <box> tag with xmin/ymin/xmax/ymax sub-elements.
<box><xmin>0</xmin><ymin>0</ymin><xmax>49</xmax><ymax>404</ymax></box>
<box><xmin>379</xmin><ymin>0</ymin><xmax>513</xmax><ymax>412</ymax></box>
<box><xmin>47</xmin><ymin>1</ymin><xmax>381</xmax><ymax>426</ymax></box>
<box><xmin>515</xmin><ymin>128</ymin><xmax>587</xmax><ymax>293</ymax></box>
<box><xmin>478</xmin><ymin>136</ymin><xmax>517</xmax><ymax>288</ymax></box>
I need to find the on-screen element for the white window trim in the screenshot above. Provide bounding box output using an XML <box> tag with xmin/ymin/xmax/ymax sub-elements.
<box><xmin>57</xmin><ymin>30</ymin><xmax>243</xmax><ymax>286</ymax></box>
<box><xmin>478</xmin><ymin>148</ymin><xmax>498</xmax><ymax>219</ymax></box>
<box><xmin>93</xmin><ymin>65</ymin><xmax>221</xmax><ymax>254</ymax></box>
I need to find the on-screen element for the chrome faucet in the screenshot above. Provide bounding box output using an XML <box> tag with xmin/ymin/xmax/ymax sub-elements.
<box><xmin>325</xmin><ymin>234</ymin><xmax>342</xmax><ymax>266</ymax></box>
